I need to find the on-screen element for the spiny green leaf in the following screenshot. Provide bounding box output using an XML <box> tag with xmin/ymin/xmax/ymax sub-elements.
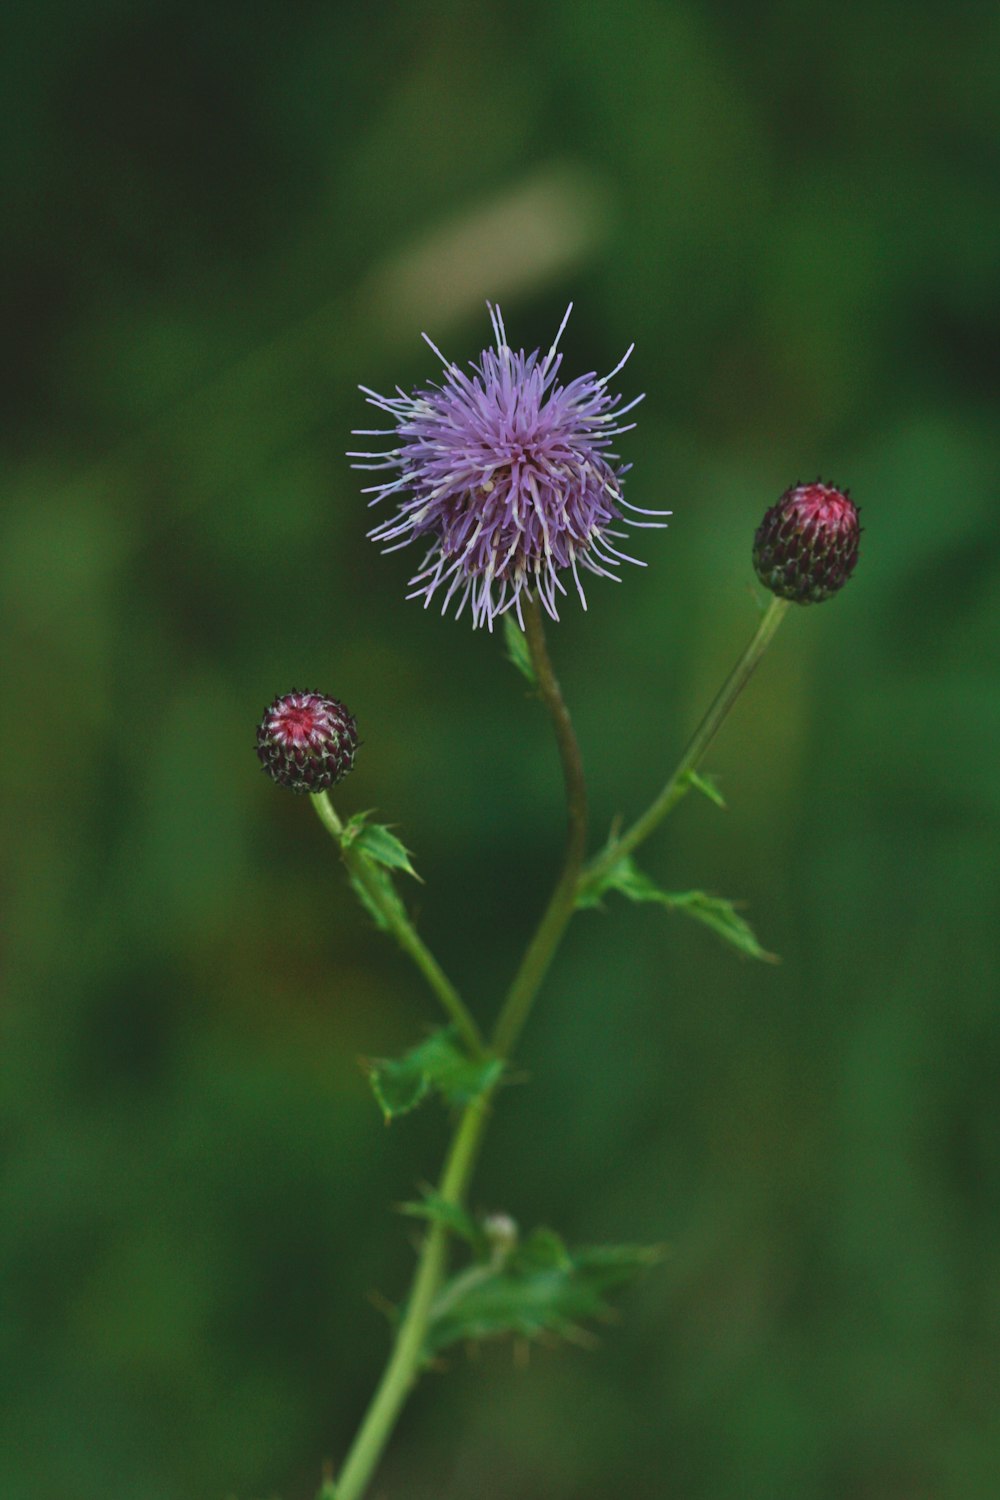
<box><xmin>368</xmin><ymin>1056</ymin><xmax>429</xmax><ymax>1118</ymax></box>
<box><xmin>684</xmin><ymin>768</ymin><xmax>727</xmax><ymax>808</ymax></box>
<box><xmin>576</xmin><ymin>854</ymin><xmax>662</xmax><ymax>910</ymax></box>
<box><xmin>342</xmin><ymin>813</ymin><xmax>421</xmax><ymax>880</ymax></box>
<box><xmin>398</xmin><ymin>1192</ymin><xmax>487</xmax><ymax>1253</ymax></box>
<box><xmin>502</xmin><ymin>614</ymin><xmax>536</xmax><ymax>685</ymax></box>
<box><xmin>577</xmin><ymin>855</ymin><xmax>776</xmax><ymax>961</ymax></box>
<box><xmin>353</xmin><ymin>823</ymin><xmax>420</xmax><ymax>880</ymax></box>
<box><xmin>424</xmin><ymin>1232</ymin><xmax>663</xmax><ymax>1357</ymax></box>
<box><xmin>341</xmin><ymin>809</ymin><xmax>374</xmax><ymax>843</ymax></box>
<box><xmin>662</xmin><ymin>888</ymin><xmax>778</xmax><ymax>962</ymax></box>
<box><xmin>368</xmin><ymin>1028</ymin><xmax>504</xmax><ymax>1122</ymax></box>
<box><xmin>517</xmin><ymin>1226</ymin><xmax>572</xmax><ymax>1268</ymax></box>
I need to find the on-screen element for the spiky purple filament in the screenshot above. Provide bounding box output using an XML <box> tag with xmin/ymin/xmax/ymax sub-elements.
<box><xmin>350</xmin><ymin>304</ymin><xmax>668</xmax><ymax>629</ymax></box>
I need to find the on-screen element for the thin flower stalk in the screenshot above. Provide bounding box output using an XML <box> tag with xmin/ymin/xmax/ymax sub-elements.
<box><xmin>310</xmin><ymin>790</ymin><xmax>485</xmax><ymax>1059</ymax></box>
<box><xmin>580</xmin><ymin>595</ymin><xmax>791</xmax><ymax>897</ymax></box>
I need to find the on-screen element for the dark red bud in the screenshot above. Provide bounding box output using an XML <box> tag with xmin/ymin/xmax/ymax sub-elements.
<box><xmin>753</xmin><ymin>481</ymin><xmax>861</xmax><ymax>604</ymax></box>
<box><xmin>256</xmin><ymin>691</ymin><xmax>358</xmax><ymax>793</ymax></box>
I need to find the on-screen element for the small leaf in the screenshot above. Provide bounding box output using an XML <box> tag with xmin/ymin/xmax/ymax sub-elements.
<box><xmin>663</xmin><ymin>889</ymin><xmax>778</xmax><ymax>963</ymax></box>
<box><xmin>398</xmin><ymin>1192</ymin><xmax>487</xmax><ymax>1253</ymax></box>
<box><xmin>341</xmin><ymin>809</ymin><xmax>374</xmax><ymax>844</ymax></box>
<box><xmin>368</xmin><ymin>1027</ymin><xmax>504</xmax><ymax>1122</ymax></box>
<box><xmin>577</xmin><ymin>855</ymin><xmax>776</xmax><ymax>961</ymax></box>
<box><xmin>354</xmin><ymin>823</ymin><xmax>421</xmax><ymax>880</ymax></box>
<box><xmin>684</xmin><ymin>768</ymin><xmax>726</xmax><ymax>809</ymax></box>
<box><xmin>369</xmin><ymin>1056</ymin><xmax>430</xmax><ymax>1118</ymax></box>
<box><xmin>424</xmin><ymin>1232</ymin><xmax>663</xmax><ymax>1357</ymax></box>
<box><xmin>502</xmin><ymin>615</ymin><xmax>536</xmax><ymax>685</ymax></box>
<box><xmin>576</xmin><ymin>854</ymin><xmax>662</xmax><ymax>910</ymax></box>
<box><xmin>342</xmin><ymin>812</ymin><xmax>421</xmax><ymax>880</ymax></box>
<box><xmin>517</xmin><ymin>1227</ymin><xmax>571</xmax><ymax>1268</ymax></box>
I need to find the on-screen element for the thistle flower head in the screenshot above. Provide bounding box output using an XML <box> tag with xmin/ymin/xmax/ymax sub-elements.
<box><xmin>350</xmin><ymin>304</ymin><xmax>668</xmax><ymax>630</ymax></box>
<box><xmin>256</xmin><ymin>690</ymin><xmax>358</xmax><ymax>794</ymax></box>
<box><xmin>753</xmin><ymin>480</ymin><xmax>861</xmax><ymax>604</ymax></box>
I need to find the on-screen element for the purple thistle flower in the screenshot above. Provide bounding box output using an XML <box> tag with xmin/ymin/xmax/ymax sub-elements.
<box><xmin>350</xmin><ymin>304</ymin><xmax>669</xmax><ymax>630</ymax></box>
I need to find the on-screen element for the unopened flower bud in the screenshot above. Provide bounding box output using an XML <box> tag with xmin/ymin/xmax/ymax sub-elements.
<box><xmin>482</xmin><ymin>1213</ymin><xmax>519</xmax><ymax>1255</ymax></box>
<box><xmin>256</xmin><ymin>690</ymin><xmax>358</xmax><ymax>794</ymax></box>
<box><xmin>753</xmin><ymin>481</ymin><xmax>861</xmax><ymax>604</ymax></box>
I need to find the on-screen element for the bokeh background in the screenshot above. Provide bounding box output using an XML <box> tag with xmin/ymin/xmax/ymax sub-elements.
<box><xmin>4</xmin><ymin>2</ymin><xmax>1000</xmax><ymax>1496</ymax></box>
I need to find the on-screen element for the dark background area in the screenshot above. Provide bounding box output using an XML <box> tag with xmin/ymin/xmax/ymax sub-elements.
<box><xmin>3</xmin><ymin>2</ymin><xmax>999</xmax><ymax>1496</ymax></box>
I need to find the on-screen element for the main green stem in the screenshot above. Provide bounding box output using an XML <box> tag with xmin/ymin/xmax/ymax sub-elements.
<box><xmin>332</xmin><ymin>598</ymin><xmax>586</xmax><ymax>1500</ymax></box>
<box><xmin>333</xmin><ymin>1095</ymin><xmax>489</xmax><ymax>1500</ymax></box>
<box><xmin>310</xmin><ymin>791</ymin><xmax>485</xmax><ymax>1058</ymax></box>
<box><xmin>580</xmin><ymin>594</ymin><xmax>790</xmax><ymax>895</ymax></box>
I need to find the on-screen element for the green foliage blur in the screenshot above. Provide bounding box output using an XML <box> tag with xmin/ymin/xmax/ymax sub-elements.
<box><xmin>4</xmin><ymin>2</ymin><xmax>999</xmax><ymax>1496</ymax></box>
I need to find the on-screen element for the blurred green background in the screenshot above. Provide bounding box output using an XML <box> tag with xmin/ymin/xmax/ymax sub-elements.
<box><xmin>4</xmin><ymin>2</ymin><xmax>999</xmax><ymax>1496</ymax></box>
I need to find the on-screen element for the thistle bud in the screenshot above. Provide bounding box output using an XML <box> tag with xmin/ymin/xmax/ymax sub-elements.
<box><xmin>256</xmin><ymin>691</ymin><xmax>358</xmax><ymax>794</ymax></box>
<box><xmin>753</xmin><ymin>481</ymin><xmax>861</xmax><ymax>604</ymax></box>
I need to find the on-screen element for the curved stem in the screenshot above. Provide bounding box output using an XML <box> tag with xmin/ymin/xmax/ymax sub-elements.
<box><xmin>579</xmin><ymin>595</ymin><xmax>790</xmax><ymax>895</ymax></box>
<box><xmin>491</xmin><ymin>597</ymin><xmax>588</xmax><ymax>1058</ymax></box>
<box><xmin>311</xmin><ymin>790</ymin><xmax>485</xmax><ymax>1058</ymax></box>
<box><xmin>330</xmin><ymin>598</ymin><xmax>589</xmax><ymax>1500</ymax></box>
